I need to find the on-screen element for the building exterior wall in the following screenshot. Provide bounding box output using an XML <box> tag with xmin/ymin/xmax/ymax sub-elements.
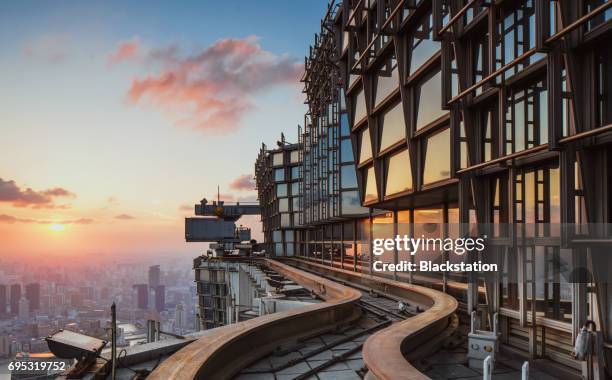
<box><xmin>254</xmin><ymin>0</ymin><xmax>612</xmax><ymax>372</ymax></box>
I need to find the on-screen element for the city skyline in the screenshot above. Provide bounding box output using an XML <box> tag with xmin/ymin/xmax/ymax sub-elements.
<box><xmin>0</xmin><ymin>1</ymin><xmax>328</xmax><ymax>259</ymax></box>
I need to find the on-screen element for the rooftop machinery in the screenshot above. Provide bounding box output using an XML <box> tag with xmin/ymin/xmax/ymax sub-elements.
<box><xmin>185</xmin><ymin>197</ymin><xmax>260</xmax><ymax>256</ymax></box>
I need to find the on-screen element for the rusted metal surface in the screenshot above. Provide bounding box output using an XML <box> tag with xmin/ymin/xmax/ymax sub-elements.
<box><xmin>283</xmin><ymin>258</ymin><xmax>459</xmax><ymax>380</ymax></box>
<box><xmin>147</xmin><ymin>259</ymin><xmax>362</xmax><ymax>380</ymax></box>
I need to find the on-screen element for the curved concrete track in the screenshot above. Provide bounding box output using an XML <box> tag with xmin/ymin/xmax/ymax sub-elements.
<box><xmin>148</xmin><ymin>259</ymin><xmax>362</xmax><ymax>380</ymax></box>
<box><xmin>149</xmin><ymin>258</ymin><xmax>458</xmax><ymax>380</ymax></box>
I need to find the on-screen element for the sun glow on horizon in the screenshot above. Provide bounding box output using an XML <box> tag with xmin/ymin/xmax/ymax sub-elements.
<box><xmin>49</xmin><ymin>223</ymin><xmax>66</xmax><ymax>232</ymax></box>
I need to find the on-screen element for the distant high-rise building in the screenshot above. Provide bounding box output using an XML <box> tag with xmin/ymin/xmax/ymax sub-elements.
<box><xmin>25</xmin><ymin>283</ymin><xmax>40</xmax><ymax>311</ymax></box>
<box><xmin>9</xmin><ymin>284</ymin><xmax>21</xmax><ymax>316</ymax></box>
<box><xmin>133</xmin><ymin>284</ymin><xmax>148</xmax><ymax>310</ymax></box>
<box><xmin>154</xmin><ymin>285</ymin><xmax>165</xmax><ymax>312</ymax></box>
<box><xmin>0</xmin><ymin>285</ymin><xmax>7</xmax><ymax>317</ymax></box>
<box><xmin>174</xmin><ymin>303</ymin><xmax>185</xmax><ymax>334</ymax></box>
<box><xmin>0</xmin><ymin>334</ymin><xmax>10</xmax><ymax>358</ymax></box>
<box><xmin>18</xmin><ymin>297</ymin><xmax>29</xmax><ymax>320</ymax></box>
<box><xmin>148</xmin><ymin>265</ymin><xmax>161</xmax><ymax>288</ymax></box>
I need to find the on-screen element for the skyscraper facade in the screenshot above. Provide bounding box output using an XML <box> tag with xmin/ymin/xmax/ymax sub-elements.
<box><xmin>254</xmin><ymin>0</ymin><xmax>612</xmax><ymax>371</ymax></box>
<box><xmin>9</xmin><ymin>284</ymin><xmax>21</xmax><ymax>316</ymax></box>
<box><xmin>25</xmin><ymin>283</ymin><xmax>40</xmax><ymax>311</ymax></box>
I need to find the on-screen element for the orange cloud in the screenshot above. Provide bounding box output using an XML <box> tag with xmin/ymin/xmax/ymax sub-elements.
<box><xmin>108</xmin><ymin>37</ymin><xmax>140</xmax><ymax>63</ymax></box>
<box><xmin>0</xmin><ymin>178</ymin><xmax>76</xmax><ymax>208</ymax></box>
<box><xmin>123</xmin><ymin>36</ymin><xmax>303</xmax><ymax>133</ymax></box>
<box><xmin>229</xmin><ymin>174</ymin><xmax>255</xmax><ymax>191</ymax></box>
<box><xmin>114</xmin><ymin>214</ymin><xmax>135</xmax><ymax>220</ymax></box>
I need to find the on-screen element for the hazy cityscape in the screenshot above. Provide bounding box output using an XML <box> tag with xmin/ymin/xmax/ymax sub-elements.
<box><xmin>0</xmin><ymin>255</ymin><xmax>200</xmax><ymax>366</ymax></box>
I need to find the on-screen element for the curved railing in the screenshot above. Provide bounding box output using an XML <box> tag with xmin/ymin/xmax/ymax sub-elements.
<box><xmin>284</xmin><ymin>258</ymin><xmax>459</xmax><ymax>380</ymax></box>
<box><xmin>148</xmin><ymin>259</ymin><xmax>362</xmax><ymax>380</ymax></box>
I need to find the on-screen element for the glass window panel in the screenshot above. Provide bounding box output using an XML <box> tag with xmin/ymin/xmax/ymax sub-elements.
<box><xmin>272</xmin><ymin>153</ymin><xmax>283</xmax><ymax>166</ymax></box>
<box><xmin>385</xmin><ymin>149</ymin><xmax>412</xmax><ymax>196</ymax></box>
<box><xmin>341</xmin><ymin>190</ymin><xmax>364</xmax><ymax>214</ymax></box>
<box><xmin>341</xmin><ymin>139</ymin><xmax>354</xmax><ymax>163</ymax></box>
<box><xmin>375</xmin><ymin>58</ymin><xmax>399</xmax><ymax>105</ymax></box>
<box><xmin>291</xmin><ymin>182</ymin><xmax>300</xmax><ymax>196</ymax></box>
<box><xmin>359</xmin><ymin>128</ymin><xmax>372</xmax><ymax>163</ymax></box>
<box><xmin>380</xmin><ymin>102</ymin><xmax>406</xmax><ymax>151</ymax></box>
<box><xmin>285</xmin><ymin>230</ymin><xmax>294</xmax><ymax>242</ymax></box>
<box><xmin>416</xmin><ymin>71</ymin><xmax>447</xmax><ymax>130</ymax></box>
<box><xmin>291</xmin><ymin>166</ymin><xmax>300</xmax><ymax>180</ymax></box>
<box><xmin>280</xmin><ymin>213</ymin><xmax>291</xmax><ymax>227</ymax></box>
<box><xmin>549</xmin><ymin>167</ymin><xmax>560</xmax><ymax>224</ymax></box>
<box><xmin>354</xmin><ymin>89</ymin><xmax>367</xmax><ymax>123</ymax></box>
<box><xmin>290</xmin><ymin>150</ymin><xmax>300</xmax><ymax>163</ymax></box>
<box><xmin>515</xmin><ymin>98</ymin><xmax>525</xmax><ymax>151</ymax></box>
<box><xmin>276</xmin><ymin>184</ymin><xmax>287</xmax><ymax>197</ymax></box>
<box><xmin>341</xmin><ymin>164</ymin><xmax>358</xmax><ymax>189</ymax></box>
<box><xmin>273</xmin><ymin>230</ymin><xmax>282</xmax><ymax>242</ymax></box>
<box><xmin>423</xmin><ymin>129</ymin><xmax>451</xmax><ymax>185</ymax></box>
<box><xmin>539</xmin><ymin>89</ymin><xmax>548</xmax><ymax>143</ymax></box>
<box><xmin>274</xmin><ymin>168</ymin><xmax>285</xmax><ymax>182</ymax></box>
<box><xmin>409</xmin><ymin>14</ymin><xmax>440</xmax><ymax>75</ymax></box>
<box><xmin>279</xmin><ymin>198</ymin><xmax>289</xmax><ymax>212</ymax></box>
<box><xmin>364</xmin><ymin>167</ymin><xmax>378</xmax><ymax>203</ymax></box>
<box><xmin>340</xmin><ymin>113</ymin><xmax>350</xmax><ymax>136</ymax></box>
<box><xmin>292</xmin><ymin>197</ymin><xmax>300</xmax><ymax>211</ymax></box>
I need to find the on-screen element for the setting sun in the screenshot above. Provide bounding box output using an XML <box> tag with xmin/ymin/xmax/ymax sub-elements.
<box><xmin>49</xmin><ymin>223</ymin><xmax>66</xmax><ymax>232</ymax></box>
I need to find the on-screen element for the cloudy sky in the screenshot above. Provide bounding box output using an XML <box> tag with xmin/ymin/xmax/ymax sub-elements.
<box><xmin>0</xmin><ymin>1</ymin><xmax>327</xmax><ymax>259</ymax></box>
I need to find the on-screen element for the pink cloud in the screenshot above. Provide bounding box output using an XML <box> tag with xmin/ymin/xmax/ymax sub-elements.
<box><xmin>22</xmin><ymin>34</ymin><xmax>70</xmax><ymax>62</ymax></box>
<box><xmin>229</xmin><ymin>174</ymin><xmax>255</xmax><ymax>191</ymax></box>
<box><xmin>0</xmin><ymin>178</ymin><xmax>76</xmax><ymax>208</ymax></box>
<box><xmin>124</xmin><ymin>36</ymin><xmax>303</xmax><ymax>133</ymax></box>
<box><xmin>108</xmin><ymin>37</ymin><xmax>140</xmax><ymax>63</ymax></box>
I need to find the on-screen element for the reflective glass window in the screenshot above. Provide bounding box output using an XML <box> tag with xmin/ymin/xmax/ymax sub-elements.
<box><xmin>276</xmin><ymin>184</ymin><xmax>287</xmax><ymax>197</ymax></box>
<box><xmin>359</xmin><ymin>128</ymin><xmax>372</xmax><ymax>163</ymax></box>
<box><xmin>415</xmin><ymin>71</ymin><xmax>446</xmax><ymax>130</ymax></box>
<box><xmin>423</xmin><ymin>128</ymin><xmax>451</xmax><ymax>185</ymax></box>
<box><xmin>354</xmin><ymin>89</ymin><xmax>367</xmax><ymax>124</ymax></box>
<box><xmin>380</xmin><ymin>102</ymin><xmax>406</xmax><ymax>151</ymax></box>
<box><xmin>341</xmin><ymin>190</ymin><xmax>363</xmax><ymax>214</ymax></box>
<box><xmin>272</xmin><ymin>153</ymin><xmax>283</xmax><ymax>166</ymax></box>
<box><xmin>385</xmin><ymin>149</ymin><xmax>412</xmax><ymax>195</ymax></box>
<box><xmin>364</xmin><ymin>167</ymin><xmax>378</xmax><ymax>203</ymax></box>
<box><xmin>274</xmin><ymin>168</ymin><xmax>285</xmax><ymax>182</ymax></box>
<box><xmin>341</xmin><ymin>139</ymin><xmax>354</xmax><ymax>163</ymax></box>
<box><xmin>290</xmin><ymin>150</ymin><xmax>300</xmax><ymax>163</ymax></box>
<box><xmin>340</xmin><ymin>113</ymin><xmax>350</xmax><ymax>136</ymax></box>
<box><xmin>375</xmin><ymin>56</ymin><xmax>399</xmax><ymax>106</ymax></box>
<box><xmin>341</xmin><ymin>164</ymin><xmax>358</xmax><ymax>189</ymax></box>
<box><xmin>279</xmin><ymin>198</ymin><xmax>289</xmax><ymax>212</ymax></box>
<box><xmin>291</xmin><ymin>166</ymin><xmax>300</xmax><ymax>180</ymax></box>
<box><xmin>409</xmin><ymin>14</ymin><xmax>440</xmax><ymax>75</ymax></box>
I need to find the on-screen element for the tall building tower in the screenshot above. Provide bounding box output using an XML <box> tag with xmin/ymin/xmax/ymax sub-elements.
<box><xmin>133</xmin><ymin>284</ymin><xmax>148</xmax><ymax>310</ymax></box>
<box><xmin>25</xmin><ymin>283</ymin><xmax>40</xmax><ymax>311</ymax></box>
<box><xmin>154</xmin><ymin>285</ymin><xmax>165</xmax><ymax>312</ymax></box>
<box><xmin>0</xmin><ymin>333</ymin><xmax>10</xmax><ymax>358</ymax></box>
<box><xmin>9</xmin><ymin>284</ymin><xmax>21</xmax><ymax>316</ymax></box>
<box><xmin>148</xmin><ymin>265</ymin><xmax>161</xmax><ymax>288</ymax></box>
<box><xmin>0</xmin><ymin>285</ymin><xmax>7</xmax><ymax>317</ymax></box>
<box><xmin>174</xmin><ymin>303</ymin><xmax>185</xmax><ymax>334</ymax></box>
<box><xmin>18</xmin><ymin>297</ymin><xmax>29</xmax><ymax>320</ymax></box>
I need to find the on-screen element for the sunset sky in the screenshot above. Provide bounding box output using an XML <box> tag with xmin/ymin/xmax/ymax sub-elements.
<box><xmin>0</xmin><ymin>1</ymin><xmax>326</xmax><ymax>259</ymax></box>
